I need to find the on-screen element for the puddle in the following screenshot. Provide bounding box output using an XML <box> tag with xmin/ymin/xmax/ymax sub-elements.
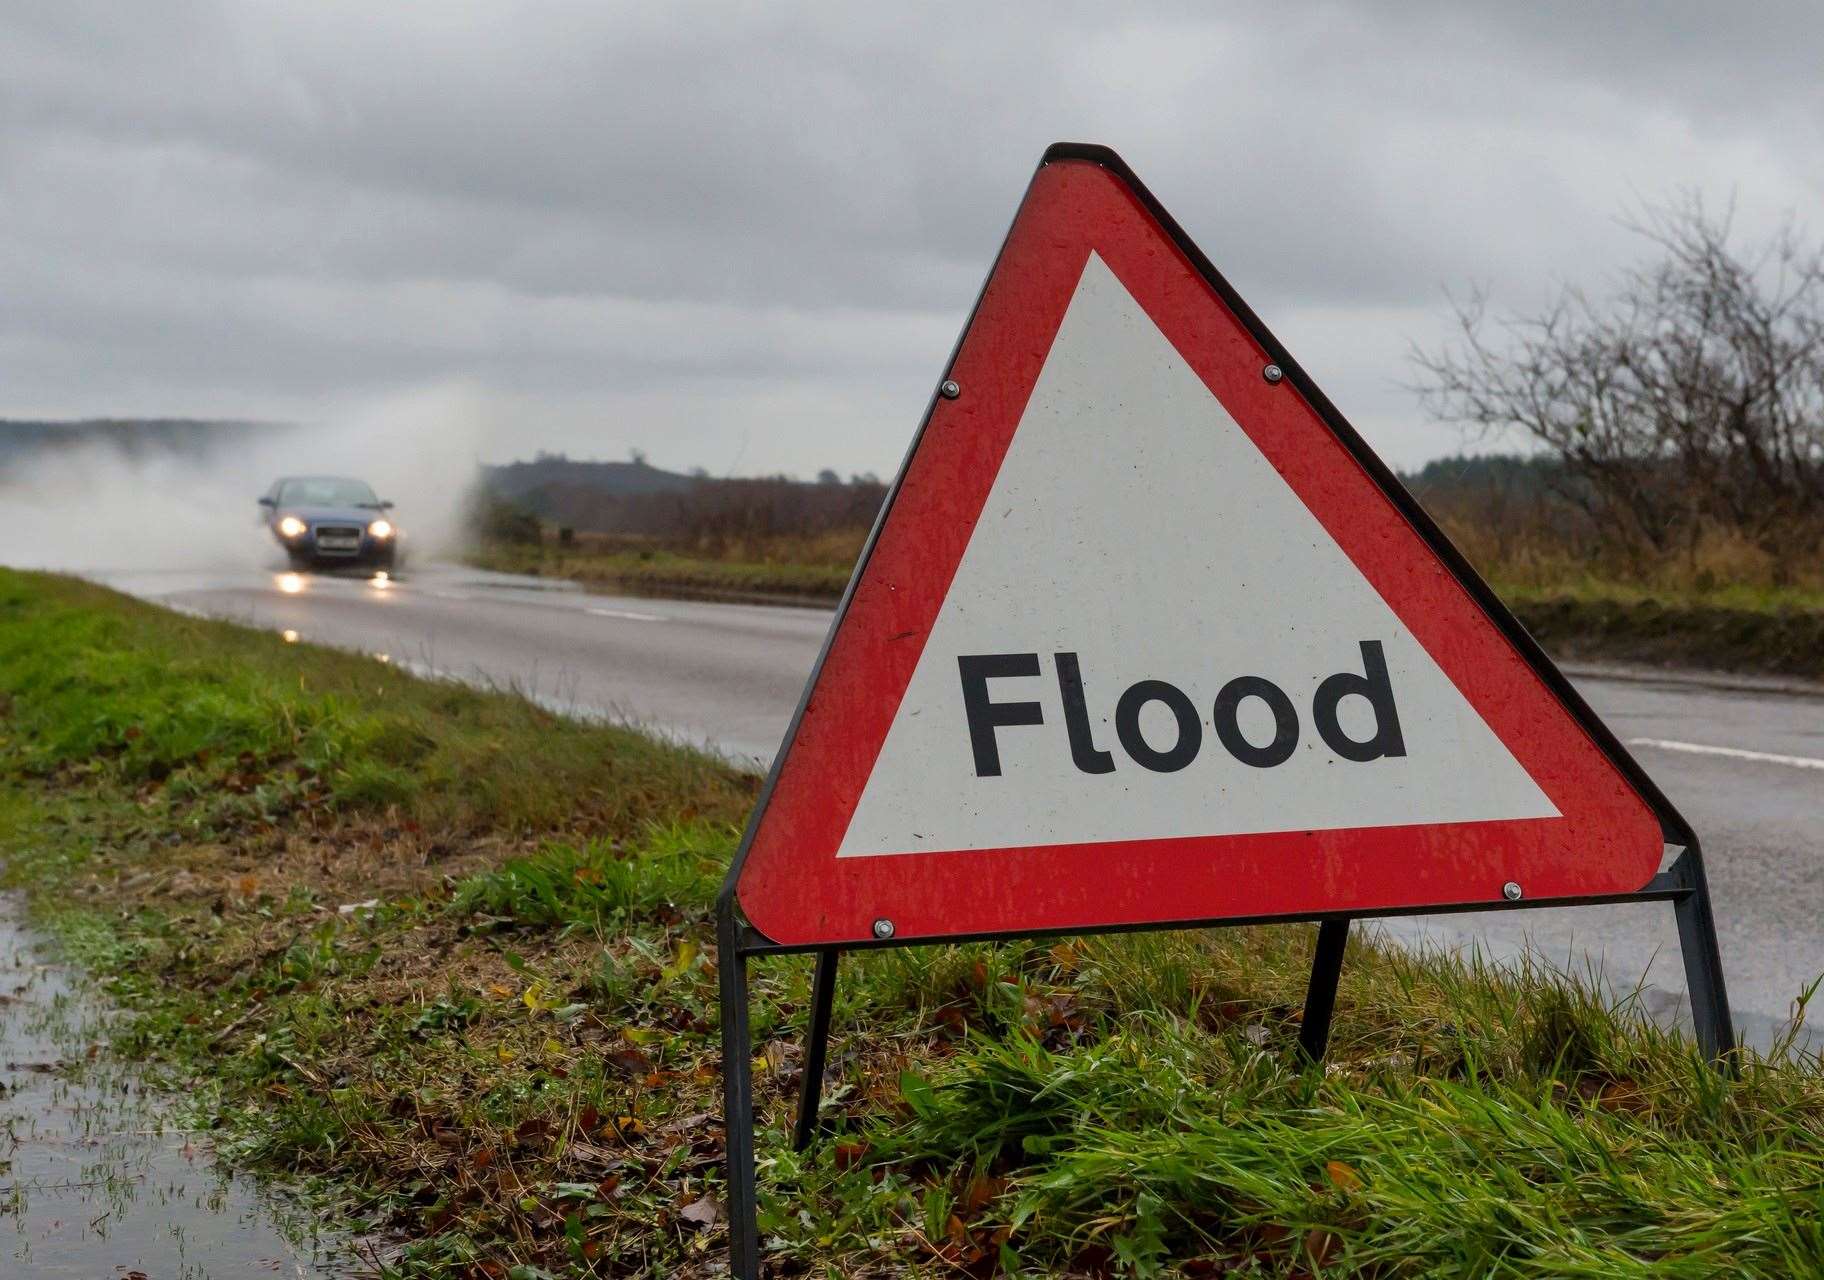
<box><xmin>0</xmin><ymin>893</ymin><xmax>361</xmax><ymax>1277</ymax></box>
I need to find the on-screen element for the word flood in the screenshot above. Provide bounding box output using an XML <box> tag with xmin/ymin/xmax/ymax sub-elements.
<box><xmin>957</xmin><ymin>641</ymin><xmax>1407</xmax><ymax>777</ymax></box>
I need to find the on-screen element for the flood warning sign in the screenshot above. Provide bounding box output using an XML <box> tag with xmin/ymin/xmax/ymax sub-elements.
<box><xmin>726</xmin><ymin>151</ymin><xmax>1661</xmax><ymax>947</ymax></box>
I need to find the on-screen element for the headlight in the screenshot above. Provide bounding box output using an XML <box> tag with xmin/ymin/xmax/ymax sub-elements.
<box><xmin>277</xmin><ymin>515</ymin><xmax>307</xmax><ymax>538</ymax></box>
<box><xmin>368</xmin><ymin>518</ymin><xmax>394</xmax><ymax>539</ymax></box>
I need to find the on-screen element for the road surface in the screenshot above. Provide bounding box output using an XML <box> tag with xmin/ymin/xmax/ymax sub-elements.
<box><xmin>96</xmin><ymin>562</ymin><xmax>1823</xmax><ymax>1052</ymax></box>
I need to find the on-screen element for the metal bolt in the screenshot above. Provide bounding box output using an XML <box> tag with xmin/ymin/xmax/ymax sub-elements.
<box><xmin>1262</xmin><ymin>363</ymin><xmax>1284</xmax><ymax>385</ymax></box>
<box><xmin>1502</xmin><ymin>881</ymin><xmax>1524</xmax><ymax>901</ymax></box>
<box><xmin>939</xmin><ymin>379</ymin><xmax>961</xmax><ymax>400</ymax></box>
<box><xmin>871</xmin><ymin>918</ymin><xmax>896</xmax><ymax>940</ymax></box>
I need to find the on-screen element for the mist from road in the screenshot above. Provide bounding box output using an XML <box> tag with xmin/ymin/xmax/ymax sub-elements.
<box><xmin>0</xmin><ymin>386</ymin><xmax>490</xmax><ymax>575</ymax></box>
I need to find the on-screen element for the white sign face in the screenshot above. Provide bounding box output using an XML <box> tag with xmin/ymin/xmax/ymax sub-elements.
<box><xmin>837</xmin><ymin>254</ymin><xmax>1557</xmax><ymax>859</ymax></box>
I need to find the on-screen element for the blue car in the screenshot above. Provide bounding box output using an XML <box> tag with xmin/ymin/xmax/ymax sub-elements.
<box><xmin>259</xmin><ymin>475</ymin><xmax>400</xmax><ymax>570</ymax></box>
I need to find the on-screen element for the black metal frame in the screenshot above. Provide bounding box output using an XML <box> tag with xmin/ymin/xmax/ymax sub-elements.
<box><xmin>714</xmin><ymin>143</ymin><xmax>1736</xmax><ymax>1278</ymax></box>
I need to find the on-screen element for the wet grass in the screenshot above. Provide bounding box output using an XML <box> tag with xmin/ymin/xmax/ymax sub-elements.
<box><xmin>1</xmin><ymin>566</ymin><xmax>1822</xmax><ymax>1277</ymax></box>
<box><xmin>1503</xmin><ymin>591</ymin><xmax>1824</xmax><ymax>681</ymax></box>
<box><xmin>466</xmin><ymin>539</ymin><xmax>852</xmax><ymax>603</ymax></box>
<box><xmin>468</xmin><ymin>533</ymin><xmax>1824</xmax><ymax>679</ymax></box>
<box><xmin>0</xmin><ymin>570</ymin><xmax>756</xmax><ymax>840</ymax></box>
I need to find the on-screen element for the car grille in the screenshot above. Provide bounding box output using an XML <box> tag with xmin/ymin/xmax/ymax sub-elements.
<box><xmin>315</xmin><ymin>525</ymin><xmax>363</xmax><ymax>554</ymax></box>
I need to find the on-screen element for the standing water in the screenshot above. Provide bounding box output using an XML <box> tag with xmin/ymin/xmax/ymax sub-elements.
<box><xmin>0</xmin><ymin>893</ymin><xmax>358</xmax><ymax>1277</ymax></box>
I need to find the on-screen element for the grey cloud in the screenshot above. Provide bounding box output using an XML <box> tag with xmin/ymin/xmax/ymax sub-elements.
<box><xmin>4</xmin><ymin>1</ymin><xmax>1822</xmax><ymax>475</ymax></box>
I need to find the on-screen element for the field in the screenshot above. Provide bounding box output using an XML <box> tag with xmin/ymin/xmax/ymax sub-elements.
<box><xmin>2</xmin><ymin>567</ymin><xmax>1821</xmax><ymax>1277</ymax></box>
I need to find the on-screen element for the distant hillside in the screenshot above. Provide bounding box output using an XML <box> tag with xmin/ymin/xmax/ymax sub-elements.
<box><xmin>478</xmin><ymin>453</ymin><xmax>887</xmax><ymax>541</ymax></box>
<box><xmin>0</xmin><ymin>418</ymin><xmax>284</xmax><ymax>465</ymax></box>
<box><xmin>483</xmin><ymin>454</ymin><xmax>716</xmax><ymax>533</ymax></box>
<box><xmin>1399</xmin><ymin>452</ymin><xmax>1571</xmax><ymax>499</ymax></box>
<box><xmin>483</xmin><ymin>454</ymin><xmax>695</xmax><ymax>510</ymax></box>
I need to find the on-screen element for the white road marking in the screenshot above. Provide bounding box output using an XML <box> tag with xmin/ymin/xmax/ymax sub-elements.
<box><xmin>586</xmin><ymin>607</ymin><xmax>666</xmax><ymax>623</ymax></box>
<box><xmin>1629</xmin><ymin>737</ymin><xmax>1824</xmax><ymax>771</ymax></box>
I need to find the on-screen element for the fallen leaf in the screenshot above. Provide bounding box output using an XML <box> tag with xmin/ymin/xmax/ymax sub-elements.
<box><xmin>661</xmin><ymin>939</ymin><xmax>699</xmax><ymax>982</ymax></box>
<box><xmin>1324</xmin><ymin>1160</ymin><xmax>1362</xmax><ymax>1193</ymax></box>
<box><xmin>1597</xmin><ymin>1079</ymin><xmax>1650</xmax><ymax>1114</ymax></box>
<box><xmin>959</xmin><ymin>1173</ymin><xmax>1006</xmax><ymax>1214</ymax></box>
<box><xmin>605</xmin><ymin>1045</ymin><xmax>651</xmax><ymax>1076</ymax></box>
<box><xmin>1305</xmin><ymin>1227</ymin><xmax>1340</xmax><ymax>1267</ymax></box>
<box><xmin>678</xmin><ymin>1193</ymin><xmax>720</xmax><ymax>1229</ymax></box>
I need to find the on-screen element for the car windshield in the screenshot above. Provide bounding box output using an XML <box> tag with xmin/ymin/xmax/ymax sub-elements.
<box><xmin>278</xmin><ymin>478</ymin><xmax>379</xmax><ymax>508</ymax></box>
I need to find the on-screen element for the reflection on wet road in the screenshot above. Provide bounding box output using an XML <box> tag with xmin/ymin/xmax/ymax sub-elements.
<box><xmin>0</xmin><ymin>894</ymin><xmax>355</xmax><ymax>1277</ymax></box>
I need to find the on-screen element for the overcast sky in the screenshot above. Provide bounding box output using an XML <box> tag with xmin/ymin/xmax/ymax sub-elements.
<box><xmin>4</xmin><ymin>2</ymin><xmax>1822</xmax><ymax>476</ymax></box>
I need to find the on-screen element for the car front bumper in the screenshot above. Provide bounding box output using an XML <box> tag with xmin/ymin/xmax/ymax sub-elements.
<box><xmin>274</xmin><ymin>525</ymin><xmax>396</xmax><ymax>566</ymax></box>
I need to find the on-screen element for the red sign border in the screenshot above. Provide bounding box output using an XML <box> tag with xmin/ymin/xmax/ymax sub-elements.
<box><xmin>721</xmin><ymin>143</ymin><xmax>1694</xmax><ymax>950</ymax></box>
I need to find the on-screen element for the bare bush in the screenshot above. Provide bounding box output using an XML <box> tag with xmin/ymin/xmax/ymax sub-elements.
<box><xmin>1413</xmin><ymin>197</ymin><xmax>1824</xmax><ymax>575</ymax></box>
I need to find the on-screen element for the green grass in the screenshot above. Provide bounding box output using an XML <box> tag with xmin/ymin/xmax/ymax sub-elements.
<box><xmin>1504</xmin><ymin>590</ymin><xmax>1824</xmax><ymax>681</ymax></box>
<box><xmin>467</xmin><ymin>540</ymin><xmax>851</xmax><ymax>601</ymax></box>
<box><xmin>1</xmin><ymin>566</ymin><xmax>1822</xmax><ymax>1277</ymax></box>
<box><xmin>0</xmin><ymin>569</ymin><xmax>755</xmax><ymax>839</ymax></box>
<box><xmin>469</xmin><ymin>533</ymin><xmax>1824</xmax><ymax>678</ymax></box>
<box><xmin>1497</xmin><ymin>576</ymin><xmax>1824</xmax><ymax>614</ymax></box>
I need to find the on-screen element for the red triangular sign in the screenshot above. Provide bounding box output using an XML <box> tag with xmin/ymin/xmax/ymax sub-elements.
<box><xmin>729</xmin><ymin>145</ymin><xmax>1664</xmax><ymax>947</ymax></box>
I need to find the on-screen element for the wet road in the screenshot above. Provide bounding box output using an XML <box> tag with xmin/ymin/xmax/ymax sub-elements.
<box><xmin>0</xmin><ymin>894</ymin><xmax>351</xmax><ymax>1277</ymax></box>
<box><xmin>97</xmin><ymin>563</ymin><xmax>1824</xmax><ymax>1052</ymax></box>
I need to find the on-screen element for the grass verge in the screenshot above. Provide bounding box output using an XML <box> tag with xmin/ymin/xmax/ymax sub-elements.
<box><xmin>466</xmin><ymin>537</ymin><xmax>852</xmax><ymax>605</ymax></box>
<box><xmin>470</xmin><ymin>534</ymin><xmax>1824</xmax><ymax>679</ymax></box>
<box><xmin>1502</xmin><ymin>586</ymin><xmax>1824</xmax><ymax>681</ymax></box>
<box><xmin>2</xmin><ymin>567</ymin><xmax>1821</xmax><ymax>1278</ymax></box>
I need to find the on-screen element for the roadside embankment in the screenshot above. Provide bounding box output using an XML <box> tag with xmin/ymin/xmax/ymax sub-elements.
<box><xmin>471</xmin><ymin>538</ymin><xmax>1824</xmax><ymax>681</ymax></box>
<box><xmin>466</xmin><ymin>537</ymin><xmax>852</xmax><ymax>606</ymax></box>
<box><xmin>2</xmin><ymin>567</ymin><xmax>1820</xmax><ymax>1277</ymax></box>
<box><xmin>1507</xmin><ymin>590</ymin><xmax>1824</xmax><ymax>682</ymax></box>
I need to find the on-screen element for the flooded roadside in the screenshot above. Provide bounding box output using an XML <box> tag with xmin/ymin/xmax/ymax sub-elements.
<box><xmin>0</xmin><ymin>892</ymin><xmax>360</xmax><ymax>1278</ymax></box>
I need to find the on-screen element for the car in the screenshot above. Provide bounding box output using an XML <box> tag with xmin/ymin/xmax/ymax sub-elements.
<box><xmin>259</xmin><ymin>475</ymin><xmax>400</xmax><ymax>570</ymax></box>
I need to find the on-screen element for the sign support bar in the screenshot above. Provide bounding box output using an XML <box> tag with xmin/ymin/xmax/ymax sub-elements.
<box><xmin>792</xmin><ymin>948</ymin><xmax>841</xmax><ymax>1151</ymax></box>
<box><xmin>717</xmin><ymin>903</ymin><xmax>761</xmax><ymax>1280</ymax></box>
<box><xmin>1298</xmin><ymin>918</ymin><xmax>1351</xmax><ymax>1061</ymax></box>
<box><xmin>1669</xmin><ymin>845</ymin><xmax>1734</xmax><ymax>1063</ymax></box>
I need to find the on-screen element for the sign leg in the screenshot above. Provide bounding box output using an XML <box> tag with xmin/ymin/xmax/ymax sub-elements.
<box><xmin>1298</xmin><ymin>918</ymin><xmax>1350</xmax><ymax>1062</ymax></box>
<box><xmin>793</xmin><ymin>948</ymin><xmax>841</xmax><ymax>1151</ymax></box>
<box><xmin>1668</xmin><ymin>849</ymin><xmax>1736</xmax><ymax>1066</ymax></box>
<box><xmin>718</xmin><ymin>904</ymin><xmax>761</xmax><ymax>1279</ymax></box>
